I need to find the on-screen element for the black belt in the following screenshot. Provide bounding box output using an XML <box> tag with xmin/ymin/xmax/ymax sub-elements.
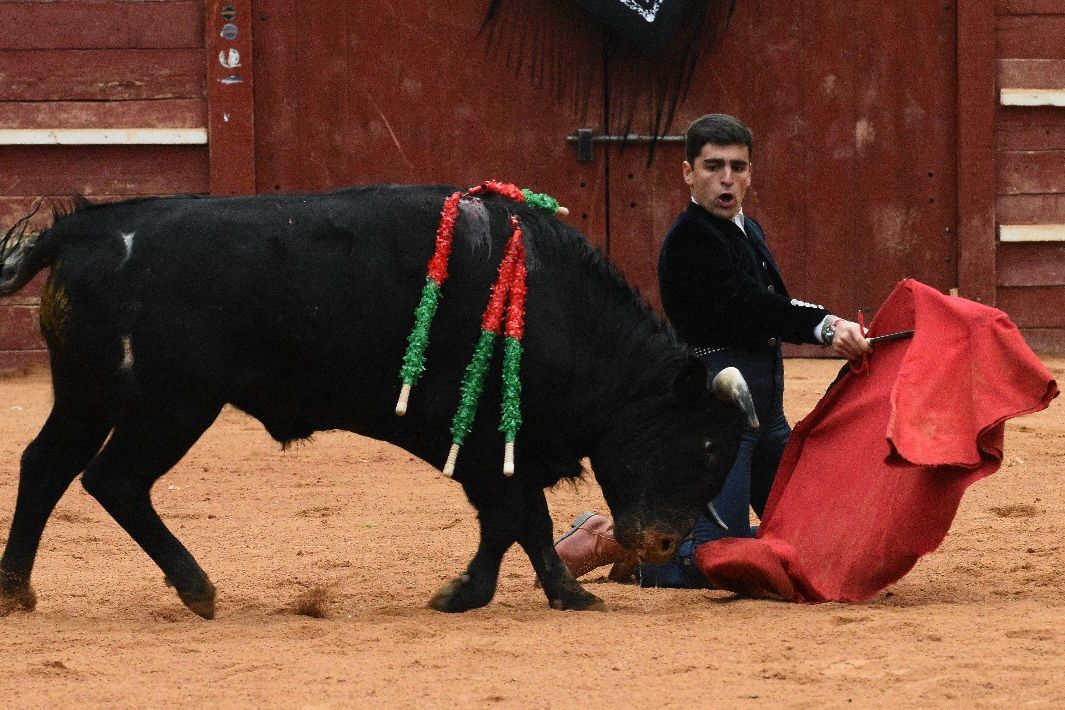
<box><xmin>691</xmin><ymin>346</ymin><xmax>727</xmax><ymax>357</ymax></box>
<box><xmin>691</xmin><ymin>338</ymin><xmax>779</xmax><ymax>357</ymax></box>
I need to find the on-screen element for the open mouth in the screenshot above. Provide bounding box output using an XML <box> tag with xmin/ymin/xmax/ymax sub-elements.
<box><xmin>718</xmin><ymin>193</ymin><xmax>735</xmax><ymax>205</ymax></box>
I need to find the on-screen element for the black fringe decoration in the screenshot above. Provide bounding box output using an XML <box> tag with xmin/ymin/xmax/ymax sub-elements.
<box><xmin>480</xmin><ymin>0</ymin><xmax>736</xmax><ymax>160</ymax></box>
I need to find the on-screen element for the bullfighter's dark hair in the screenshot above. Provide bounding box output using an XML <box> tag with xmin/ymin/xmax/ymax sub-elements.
<box><xmin>685</xmin><ymin>114</ymin><xmax>754</xmax><ymax>165</ymax></box>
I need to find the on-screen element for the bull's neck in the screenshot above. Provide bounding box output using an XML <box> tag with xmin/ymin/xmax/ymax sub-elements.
<box><xmin>561</xmin><ymin>309</ymin><xmax>686</xmax><ymax>452</ymax></box>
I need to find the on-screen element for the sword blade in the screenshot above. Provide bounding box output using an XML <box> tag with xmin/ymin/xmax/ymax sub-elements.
<box><xmin>867</xmin><ymin>329</ymin><xmax>915</xmax><ymax>345</ymax></box>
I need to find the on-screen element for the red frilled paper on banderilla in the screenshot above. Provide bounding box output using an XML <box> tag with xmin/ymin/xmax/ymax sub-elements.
<box><xmin>695</xmin><ymin>279</ymin><xmax>1059</xmax><ymax>603</ymax></box>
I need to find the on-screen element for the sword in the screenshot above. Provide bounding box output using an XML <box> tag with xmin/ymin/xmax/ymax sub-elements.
<box><xmin>867</xmin><ymin>329</ymin><xmax>914</xmax><ymax>346</ymax></box>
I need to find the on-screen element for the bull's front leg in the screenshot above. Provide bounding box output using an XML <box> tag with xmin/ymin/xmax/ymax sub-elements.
<box><xmin>514</xmin><ymin>488</ymin><xmax>605</xmax><ymax>612</ymax></box>
<box><xmin>428</xmin><ymin>474</ymin><xmax>605</xmax><ymax>612</ymax></box>
<box><xmin>427</xmin><ymin>490</ymin><xmax>512</xmax><ymax>612</ymax></box>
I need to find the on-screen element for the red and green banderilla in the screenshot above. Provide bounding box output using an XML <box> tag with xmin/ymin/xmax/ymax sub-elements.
<box><xmin>444</xmin><ymin>216</ymin><xmax>526</xmax><ymax>476</ymax></box>
<box><xmin>395</xmin><ymin>181</ymin><xmax>563</xmax><ymax>477</ymax></box>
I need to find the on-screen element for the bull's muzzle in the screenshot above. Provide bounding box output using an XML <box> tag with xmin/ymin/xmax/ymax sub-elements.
<box><xmin>629</xmin><ymin>504</ymin><xmax>727</xmax><ymax>562</ymax></box>
<box><xmin>636</xmin><ymin>528</ymin><xmax>681</xmax><ymax>563</ymax></box>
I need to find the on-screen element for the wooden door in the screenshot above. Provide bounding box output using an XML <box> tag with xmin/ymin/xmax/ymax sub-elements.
<box><xmin>604</xmin><ymin>1</ymin><xmax>959</xmax><ymax>335</ymax></box>
<box><xmin>250</xmin><ymin>1</ymin><xmax>956</xmax><ymax>330</ymax></box>
<box><xmin>251</xmin><ymin>0</ymin><xmax>608</xmax><ymax>248</ymax></box>
<box><xmin>0</xmin><ymin>0</ymin><xmax>207</xmax><ymax>371</ymax></box>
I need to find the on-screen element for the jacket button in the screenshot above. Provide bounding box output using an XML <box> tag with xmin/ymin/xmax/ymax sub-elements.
<box><xmin>768</xmin><ymin>337</ymin><xmax>778</xmax><ymax>347</ymax></box>
<box><xmin>767</xmin><ymin>284</ymin><xmax>775</xmax><ymax>293</ymax></box>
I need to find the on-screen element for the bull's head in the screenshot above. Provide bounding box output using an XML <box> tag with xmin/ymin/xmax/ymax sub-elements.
<box><xmin>591</xmin><ymin>357</ymin><xmax>757</xmax><ymax>564</ymax></box>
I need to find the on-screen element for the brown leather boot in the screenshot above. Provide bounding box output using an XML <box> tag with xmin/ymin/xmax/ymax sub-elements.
<box><xmin>554</xmin><ymin>512</ymin><xmax>638</xmax><ymax>582</ymax></box>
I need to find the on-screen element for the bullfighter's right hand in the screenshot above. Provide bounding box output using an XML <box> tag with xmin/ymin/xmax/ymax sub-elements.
<box><xmin>830</xmin><ymin>319</ymin><xmax>871</xmax><ymax>362</ymax></box>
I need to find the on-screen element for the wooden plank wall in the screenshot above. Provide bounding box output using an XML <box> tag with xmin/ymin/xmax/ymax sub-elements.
<box><xmin>995</xmin><ymin>0</ymin><xmax>1065</xmax><ymax>351</ymax></box>
<box><xmin>0</xmin><ymin>0</ymin><xmax>206</xmax><ymax>371</ymax></box>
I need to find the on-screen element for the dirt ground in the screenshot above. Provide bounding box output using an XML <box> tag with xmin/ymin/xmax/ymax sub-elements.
<box><xmin>0</xmin><ymin>357</ymin><xmax>1062</xmax><ymax>709</ymax></box>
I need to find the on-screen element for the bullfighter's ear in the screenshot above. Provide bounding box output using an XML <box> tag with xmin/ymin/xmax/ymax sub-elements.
<box><xmin>671</xmin><ymin>355</ymin><xmax>709</xmax><ymax>409</ymax></box>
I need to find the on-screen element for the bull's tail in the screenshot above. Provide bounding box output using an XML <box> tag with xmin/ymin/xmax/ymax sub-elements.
<box><xmin>0</xmin><ymin>200</ymin><xmax>48</xmax><ymax>297</ymax></box>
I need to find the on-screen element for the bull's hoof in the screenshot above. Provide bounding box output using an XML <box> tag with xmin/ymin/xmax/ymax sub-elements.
<box><xmin>0</xmin><ymin>579</ymin><xmax>37</xmax><ymax>617</ymax></box>
<box><xmin>177</xmin><ymin>588</ymin><xmax>216</xmax><ymax>620</ymax></box>
<box><xmin>550</xmin><ymin>583</ymin><xmax>607</xmax><ymax>612</ymax></box>
<box><xmin>428</xmin><ymin>574</ymin><xmax>492</xmax><ymax>613</ymax></box>
<box><xmin>166</xmin><ymin>575</ymin><xmax>217</xmax><ymax>620</ymax></box>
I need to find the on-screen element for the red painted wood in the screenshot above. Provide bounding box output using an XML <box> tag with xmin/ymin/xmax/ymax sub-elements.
<box><xmin>251</xmin><ymin>0</ymin><xmax>957</xmax><ymax>323</ymax></box>
<box><xmin>706</xmin><ymin>1</ymin><xmax>952</xmax><ymax>319</ymax></box>
<box><xmin>998</xmin><ymin>285</ymin><xmax>1065</xmax><ymax>327</ymax></box>
<box><xmin>0</xmin><ymin>198</ymin><xmax>54</xmax><ymax>239</ymax></box>
<box><xmin>0</xmin><ymin>49</ymin><xmax>205</xmax><ymax>101</ymax></box>
<box><xmin>592</xmin><ymin>0</ymin><xmax>958</xmax><ymax>317</ymax></box>
<box><xmin>251</xmin><ymin>0</ymin><xmax>606</xmax><ymax>247</ymax></box>
<box><xmin>997</xmin><ymin>193</ymin><xmax>1065</xmax><ymax>223</ymax></box>
<box><xmin>998</xmin><ymin>150</ymin><xmax>1065</xmax><ymax>195</ymax></box>
<box><xmin>998</xmin><ymin>58</ymin><xmax>1065</xmax><ymax>87</ymax></box>
<box><xmin>605</xmin><ymin>142</ymin><xmax>693</xmax><ymax>309</ymax></box>
<box><xmin>958</xmin><ymin>0</ymin><xmax>998</xmax><ymax>305</ymax></box>
<box><xmin>205</xmin><ymin>0</ymin><xmax>255</xmax><ymax>195</ymax></box>
<box><xmin>0</xmin><ymin>146</ymin><xmax>209</xmax><ymax>195</ymax></box>
<box><xmin>0</xmin><ymin>100</ymin><xmax>205</xmax><ymax>129</ymax></box>
<box><xmin>998</xmin><ymin>243</ymin><xmax>1065</xmax><ymax>287</ymax></box>
<box><xmin>0</xmin><ymin>306</ymin><xmax>44</xmax><ymax>351</ymax></box>
<box><xmin>997</xmin><ymin>16</ymin><xmax>1065</xmax><ymax>58</ymax></box>
<box><xmin>0</xmin><ymin>349</ymin><xmax>48</xmax><ymax>375</ymax></box>
<box><xmin>1018</xmin><ymin>327</ymin><xmax>1065</xmax><ymax>355</ymax></box>
<box><xmin>996</xmin><ymin>106</ymin><xmax>1065</xmax><ymax>151</ymax></box>
<box><xmin>608</xmin><ymin>1</ymin><xmax>809</xmax><ymax>310</ymax></box>
<box><xmin>998</xmin><ymin>0</ymin><xmax>1065</xmax><ymax>14</ymax></box>
<box><xmin>247</xmin><ymin>0</ymin><xmax>299</xmax><ymax>193</ymax></box>
<box><xmin>0</xmin><ymin>1</ymin><xmax>201</xmax><ymax>49</ymax></box>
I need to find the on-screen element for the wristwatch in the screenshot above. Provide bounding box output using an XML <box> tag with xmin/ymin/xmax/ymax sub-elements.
<box><xmin>821</xmin><ymin>317</ymin><xmax>842</xmax><ymax>346</ymax></box>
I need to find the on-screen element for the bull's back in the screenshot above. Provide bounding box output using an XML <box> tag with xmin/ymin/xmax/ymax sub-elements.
<box><xmin>44</xmin><ymin>187</ymin><xmax>520</xmax><ymax>449</ymax></box>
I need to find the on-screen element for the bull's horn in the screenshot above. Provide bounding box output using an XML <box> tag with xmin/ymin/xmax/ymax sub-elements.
<box><xmin>706</xmin><ymin>502</ymin><xmax>729</xmax><ymax>531</ymax></box>
<box><xmin>712</xmin><ymin>366</ymin><xmax>759</xmax><ymax>429</ymax></box>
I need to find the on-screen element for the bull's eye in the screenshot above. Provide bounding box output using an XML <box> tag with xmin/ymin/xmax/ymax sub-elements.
<box><xmin>702</xmin><ymin>438</ymin><xmax>717</xmax><ymax>468</ymax></box>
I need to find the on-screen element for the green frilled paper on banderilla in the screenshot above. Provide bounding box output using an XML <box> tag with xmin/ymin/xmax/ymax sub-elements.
<box><xmin>395</xmin><ymin>182</ymin><xmax>555</xmax><ymax>476</ymax></box>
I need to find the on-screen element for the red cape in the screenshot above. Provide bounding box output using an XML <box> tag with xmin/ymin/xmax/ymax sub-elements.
<box><xmin>695</xmin><ymin>279</ymin><xmax>1059</xmax><ymax>602</ymax></box>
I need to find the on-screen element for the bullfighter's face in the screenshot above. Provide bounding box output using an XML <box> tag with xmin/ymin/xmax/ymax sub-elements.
<box><xmin>683</xmin><ymin>142</ymin><xmax>752</xmax><ymax>220</ymax></box>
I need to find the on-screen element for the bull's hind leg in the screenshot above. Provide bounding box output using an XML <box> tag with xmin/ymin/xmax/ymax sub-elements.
<box><xmin>1</xmin><ymin>402</ymin><xmax>112</xmax><ymax>615</ymax></box>
<box><xmin>80</xmin><ymin>401</ymin><xmax>222</xmax><ymax>619</ymax></box>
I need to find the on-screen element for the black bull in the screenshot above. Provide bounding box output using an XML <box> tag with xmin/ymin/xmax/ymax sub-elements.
<box><xmin>0</xmin><ymin>185</ymin><xmax>755</xmax><ymax>618</ymax></box>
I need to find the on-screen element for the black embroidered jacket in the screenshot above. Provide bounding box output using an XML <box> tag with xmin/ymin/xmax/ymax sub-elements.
<box><xmin>657</xmin><ymin>201</ymin><xmax>830</xmax><ymax>350</ymax></box>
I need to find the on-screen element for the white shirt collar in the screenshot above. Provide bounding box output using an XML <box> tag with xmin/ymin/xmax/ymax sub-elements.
<box><xmin>732</xmin><ymin>210</ymin><xmax>746</xmax><ymax>234</ymax></box>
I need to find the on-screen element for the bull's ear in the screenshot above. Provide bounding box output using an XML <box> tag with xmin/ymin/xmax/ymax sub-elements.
<box><xmin>671</xmin><ymin>355</ymin><xmax>709</xmax><ymax>409</ymax></box>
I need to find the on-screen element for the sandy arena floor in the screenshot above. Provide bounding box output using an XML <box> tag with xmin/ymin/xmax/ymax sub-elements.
<box><xmin>0</xmin><ymin>357</ymin><xmax>1062</xmax><ymax>708</ymax></box>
